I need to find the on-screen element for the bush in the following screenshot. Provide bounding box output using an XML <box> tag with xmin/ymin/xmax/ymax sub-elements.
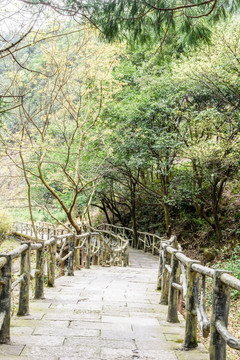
<box><xmin>0</xmin><ymin>211</ymin><xmax>12</xmax><ymax>240</ymax></box>
<box><xmin>215</xmin><ymin>245</ymin><xmax>240</xmax><ymax>299</ymax></box>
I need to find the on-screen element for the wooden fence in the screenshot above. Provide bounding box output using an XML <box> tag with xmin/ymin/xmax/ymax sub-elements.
<box><xmin>157</xmin><ymin>235</ymin><xmax>240</xmax><ymax>359</ymax></box>
<box><xmin>13</xmin><ymin>221</ymin><xmax>75</xmax><ymax>240</ymax></box>
<box><xmin>1</xmin><ymin>221</ymin><xmax>240</xmax><ymax>359</ymax></box>
<box><xmin>97</xmin><ymin>223</ymin><xmax>240</xmax><ymax>360</ymax></box>
<box><xmin>0</xmin><ymin>222</ymin><xmax>129</xmax><ymax>344</ymax></box>
<box><xmin>97</xmin><ymin>223</ymin><xmax>166</xmax><ymax>255</ymax></box>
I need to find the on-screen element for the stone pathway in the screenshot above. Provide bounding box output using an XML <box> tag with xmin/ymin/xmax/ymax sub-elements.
<box><xmin>1</xmin><ymin>249</ymin><xmax>209</xmax><ymax>359</ymax></box>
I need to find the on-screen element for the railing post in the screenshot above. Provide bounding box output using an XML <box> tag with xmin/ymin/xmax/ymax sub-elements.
<box><xmin>97</xmin><ymin>239</ymin><xmax>101</xmax><ymax>266</ymax></box>
<box><xmin>100</xmin><ymin>235</ymin><xmax>104</xmax><ymax>266</ymax></box>
<box><xmin>85</xmin><ymin>235</ymin><xmax>90</xmax><ymax>269</ymax></box>
<box><xmin>18</xmin><ymin>243</ymin><xmax>31</xmax><ymax>316</ymax></box>
<box><xmin>75</xmin><ymin>237</ymin><xmax>81</xmax><ymax>270</ymax></box>
<box><xmin>167</xmin><ymin>250</ymin><xmax>180</xmax><ymax>323</ymax></box>
<box><xmin>160</xmin><ymin>245</ymin><xmax>170</xmax><ymax>305</ymax></box>
<box><xmin>48</xmin><ymin>240</ymin><xmax>57</xmax><ymax>287</ymax></box>
<box><xmin>209</xmin><ymin>270</ymin><xmax>231</xmax><ymax>360</ymax></box>
<box><xmin>124</xmin><ymin>243</ymin><xmax>129</xmax><ymax>267</ymax></box>
<box><xmin>130</xmin><ymin>230</ymin><xmax>134</xmax><ymax>248</ymax></box>
<box><xmin>152</xmin><ymin>235</ymin><xmax>155</xmax><ymax>255</ymax></box>
<box><xmin>0</xmin><ymin>255</ymin><xmax>11</xmax><ymax>343</ymax></box>
<box><xmin>35</xmin><ymin>244</ymin><xmax>45</xmax><ymax>299</ymax></box>
<box><xmin>157</xmin><ymin>244</ymin><xmax>164</xmax><ymax>290</ymax></box>
<box><xmin>143</xmin><ymin>235</ymin><xmax>147</xmax><ymax>252</ymax></box>
<box><xmin>98</xmin><ymin>238</ymin><xmax>102</xmax><ymax>266</ymax></box>
<box><xmin>67</xmin><ymin>235</ymin><xmax>75</xmax><ymax>276</ymax></box>
<box><xmin>183</xmin><ymin>261</ymin><xmax>200</xmax><ymax>349</ymax></box>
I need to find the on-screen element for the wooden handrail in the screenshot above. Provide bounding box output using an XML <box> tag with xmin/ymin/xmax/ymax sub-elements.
<box><xmin>0</xmin><ymin>221</ymin><xmax>130</xmax><ymax>344</ymax></box>
<box><xmin>97</xmin><ymin>223</ymin><xmax>166</xmax><ymax>255</ymax></box>
<box><xmin>95</xmin><ymin>223</ymin><xmax>240</xmax><ymax>360</ymax></box>
<box><xmin>158</xmin><ymin>238</ymin><xmax>240</xmax><ymax>360</ymax></box>
<box><xmin>3</xmin><ymin>221</ymin><xmax>240</xmax><ymax>359</ymax></box>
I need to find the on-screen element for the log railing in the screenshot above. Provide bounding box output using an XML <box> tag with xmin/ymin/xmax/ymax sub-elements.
<box><xmin>0</xmin><ymin>222</ymin><xmax>129</xmax><ymax>344</ymax></box>
<box><xmin>158</xmin><ymin>235</ymin><xmax>240</xmax><ymax>360</ymax></box>
<box><xmin>97</xmin><ymin>223</ymin><xmax>166</xmax><ymax>255</ymax></box>
<box><xmin>12</xmin><ymin>221</ymin><xmax>73</xmax><ymax>240</ymax></box>
<box><xmin>2</xmin><ymin>221</ymin><xmax>240</xmax><ymax>359</ymax></box>
<box><xmin>96</xmin><ymin>223</ymin><xmax>240</xmax><ymax>360</ymax></box>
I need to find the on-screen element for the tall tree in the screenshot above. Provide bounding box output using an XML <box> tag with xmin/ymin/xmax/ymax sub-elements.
<box><xmin>1</xmin><ymin>25</ymin><xmax>121</xmax><ymax>232</ymax></box>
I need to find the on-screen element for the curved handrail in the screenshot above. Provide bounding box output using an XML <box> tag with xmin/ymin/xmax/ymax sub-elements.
<box><xmin>96</xmin><ymin>223</ymin><xmax>166</xmax><ymax>255</ymax></box>
<box><xmin>0</xmin><ymin>221</ymin><xmax>130</xmax><ymax>344</ymax></box>
<box><xmin>5</xmin><ymin>221</ymin><xmax>240</xmax><ymax>359</ymax></box>
<box><xmin>94</xmin><ymin>223</ymin><xmax>240</xmax><ymax>358</ymax></box>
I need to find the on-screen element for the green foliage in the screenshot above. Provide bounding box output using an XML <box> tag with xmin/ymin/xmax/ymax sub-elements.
<box><xmin>24</xmin><ymin>0</ymin><xmax>239</xmax><ymax>49</ymax></box>
<box><xmin>0</xmin><ymin>211</ymin><xmax>12</xmax><ymax>240</ymax></box>
<box><xmin>0</xmin><ymin>23</ymin><xmax>121</xmax><ymax>230</ymax></box>
<box><xmin>95</xmin><ymin>17</ymin><xmax>240</xmax><ymax>241</ymax></box>
<box><xmin>215</xmin><ymin>246</ymin><xmax>240</xmax><ymax>299</ymax></box>
<box><xmin>89</xmin><ymin>0</ymin><xmax>238</xmax><ymax>47</ymax></box>
<box><xmin>0</xmin><ymin>8</ymin><xmax>240</xmax><ymax>248</ymax></box>
<box><xmin>222</xmin><ymin>246</ymin><xmax>240</xmax><ymax>279</ymax></box>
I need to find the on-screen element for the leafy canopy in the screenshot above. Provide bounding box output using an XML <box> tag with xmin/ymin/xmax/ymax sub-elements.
<box><xmin>21</xmin><ymin>0</ymin><xmax>240</xmax><ymax>46</ymax></box>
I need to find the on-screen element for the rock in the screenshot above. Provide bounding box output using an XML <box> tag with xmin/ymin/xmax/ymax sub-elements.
<box><xmin>203</xmin><ymin>248</ymin><xmax>217</xmax><ymax>261</ymax></box>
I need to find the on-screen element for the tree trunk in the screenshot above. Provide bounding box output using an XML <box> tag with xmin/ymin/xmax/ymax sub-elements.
<box><xmin>131</xmin><ymin>211</ymin><xmax>138</xmax><ymax>248</ymax></box>
<box><xmin>130</xmin><ymin>180</ymin><xmax>138</xmax><ymax>248</ymax></box>
<box><xmin>102</xmin><ymin>200</ymin><xmax>111</xmax><ymax>224</ymax></box>
<box><xmin>161</xmin><ymin>174</ymin><xmax>171</xmax><ymax>237</ymax></box>
<box><xmin>163</xmin><ymin>202</ymin><xmax>171</xmax><ymax>237</ymax></box>
<box><xmin>212</xmin><ymin>197</ymin><xmax>222</xmax><ymax>245</ymax></box>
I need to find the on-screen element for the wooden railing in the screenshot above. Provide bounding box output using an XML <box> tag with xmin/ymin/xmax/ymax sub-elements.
<box><xmin>13</xmin><ymin>221</ymin><xmax>74</xmax><ymax>240</ymax></box>
<box><xmin>97</xmin><ymin>223</ymin><xmax>240</xmax><ymax>360</ymax></box>
<box><xmin>158</xmin><ymin>235</ymin><xmax>240</xmax><ymax>360</ymax></box>
<box><xmin>12</xmin><ymin>222</ymin><xmax>129</xmax><ymax>268</ymax></box>
<box><xmin>2</xmin><ymin>221</ymin><xmax>240</xmax><ymax>359</ymax></box>
<box><xmin>97</xmin><ymin>223</ymin><xmax>166</xmax><ymax>255</ymax></box>
<box><xmin>0</xmin><ymin>222</ymin><xmax>129</xmax><ymax>343</ymax></box>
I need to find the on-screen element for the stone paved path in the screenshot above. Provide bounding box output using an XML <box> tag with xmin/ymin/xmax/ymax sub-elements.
<box><xmin>1</xmin><ymin>249</ymin><xmax>209</xmax><ymax>360</ymax></box>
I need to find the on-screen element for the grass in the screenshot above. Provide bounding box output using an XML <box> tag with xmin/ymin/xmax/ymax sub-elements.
<box><xmin>7</xmin><ymin>207</ymin><xmax>68</xmax><ymax>225</ymax></box>
<box><xmin>0</xmin><ymin>237</ymin><xmax>20</xmax><ymax>253</ymax></box>
<box><xmin>214</xmin><ymin>245</ymin><xmax>240</xmax><ymax>299</ymax></box>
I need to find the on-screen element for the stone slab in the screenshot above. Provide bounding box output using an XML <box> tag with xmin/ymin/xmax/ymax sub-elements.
<box><xmin>11</xmin><ymin>335</ymin><xmax>65</xmax><ymax>346</ymax></box>
<box><xmin>0</xmin><ymin>344</ymin><xmax>24</xmax><ymax>356</ymax></box>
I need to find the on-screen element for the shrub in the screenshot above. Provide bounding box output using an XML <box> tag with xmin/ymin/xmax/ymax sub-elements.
<box><xmin>0</xmin><ymin>211</ymin><xmax>12</xmax><ymax>240</ymax></box>
<box><xmin>215</xmin><ymin>245</ymin><xmax>240</xmax><ymax>299</ymax></box>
